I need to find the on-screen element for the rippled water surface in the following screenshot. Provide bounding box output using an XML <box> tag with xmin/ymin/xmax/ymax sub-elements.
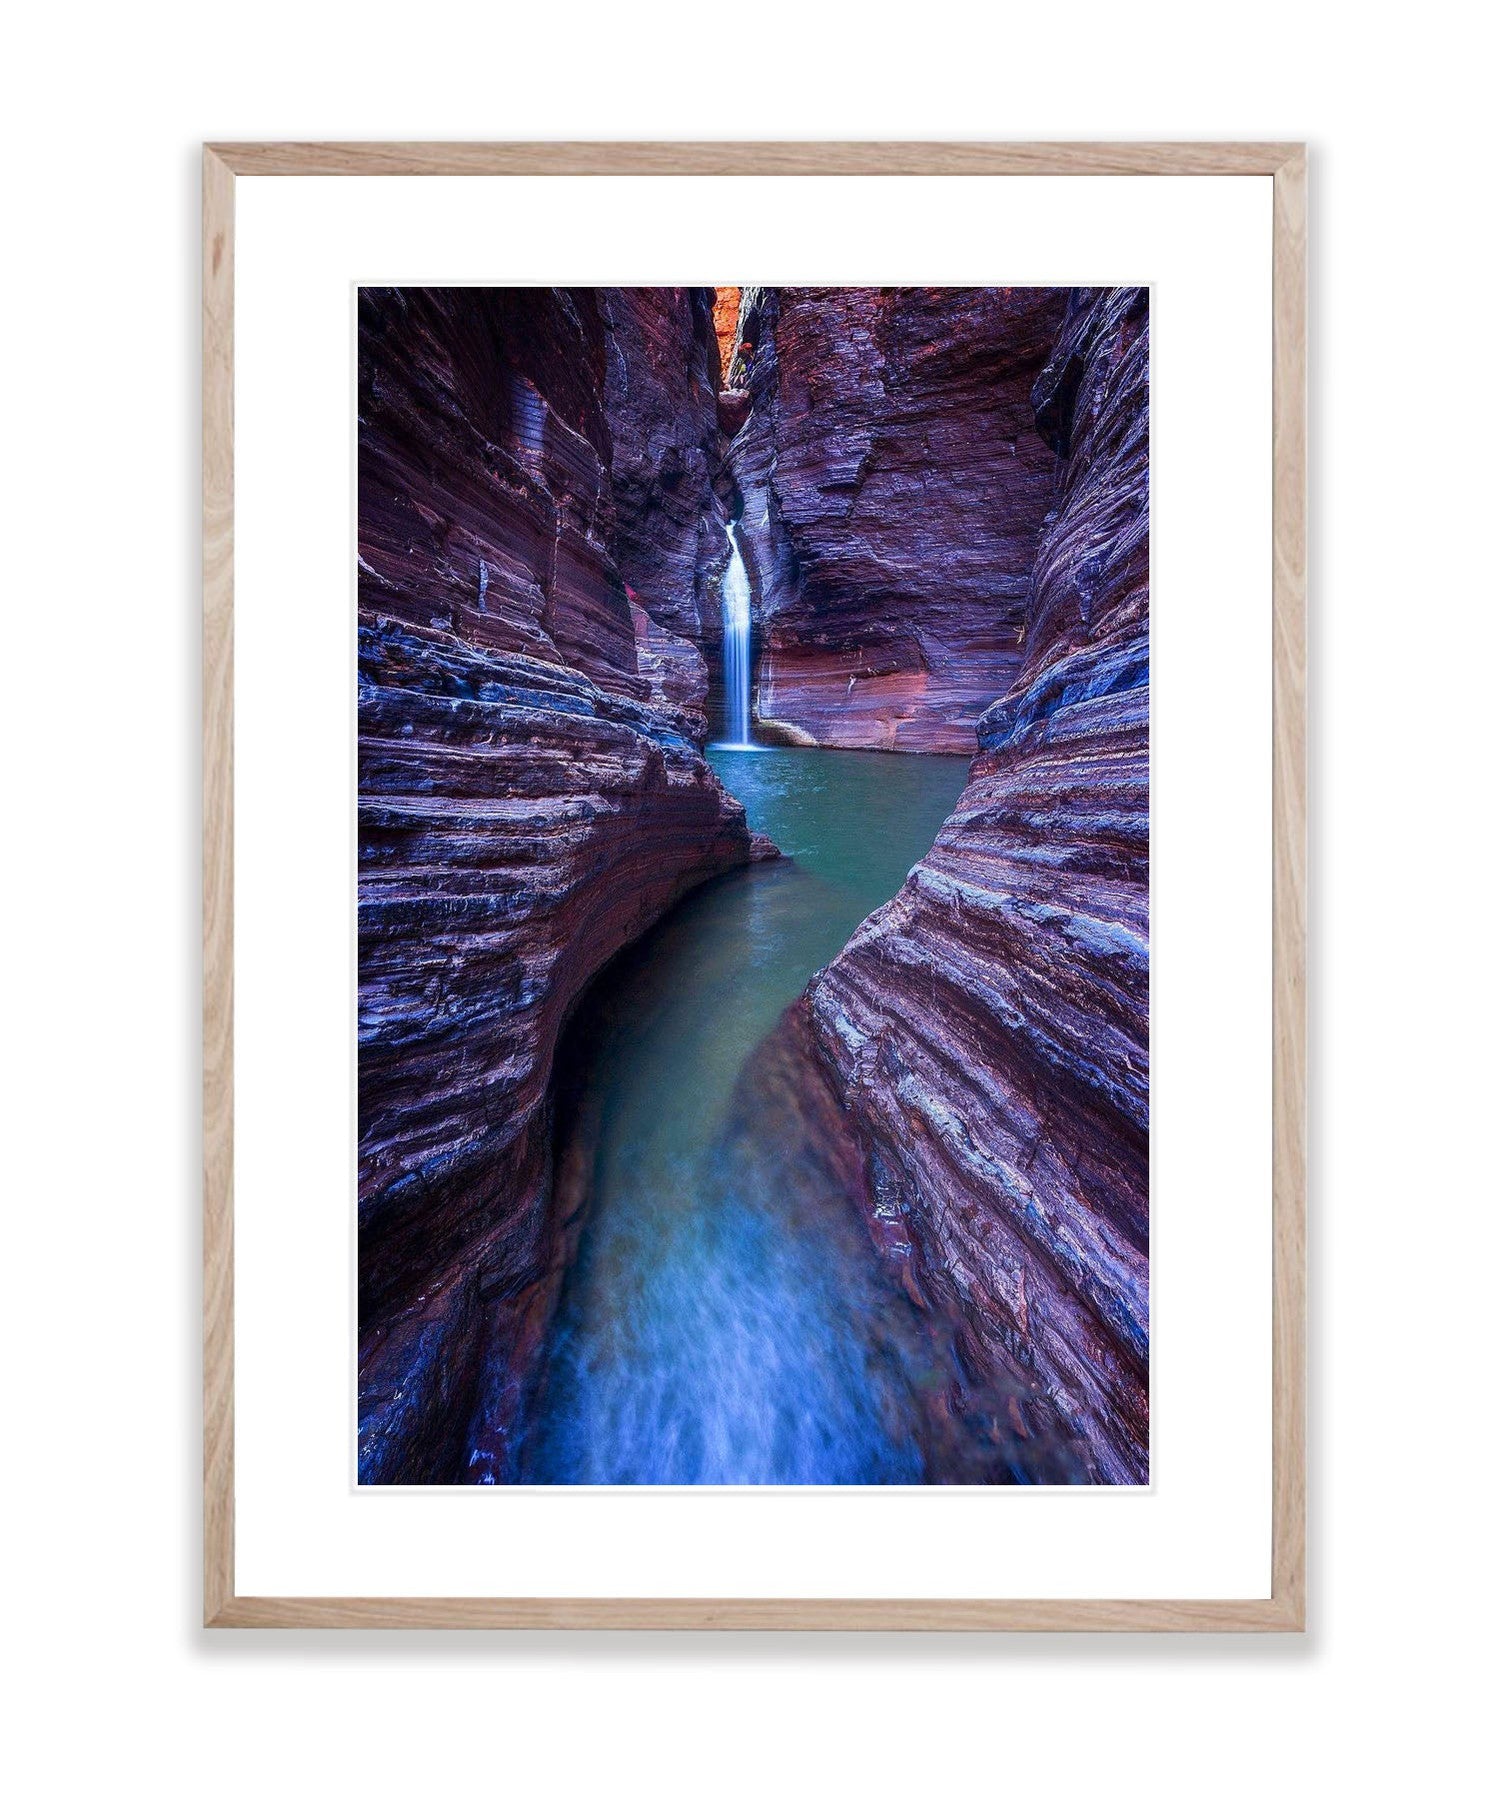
<box><xmin>520</xmin><ymin>747</ymin><xmax>972</xmax><ymax>1484</ymax></box>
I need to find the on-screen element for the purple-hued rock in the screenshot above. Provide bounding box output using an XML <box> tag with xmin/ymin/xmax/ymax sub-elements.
<box><xmin>727</xmin><ymin>287</ymin><xmax>1068</xmax><ymax>751</ymax></box>
<box><xmin>601</xmin><ymin>286</ymin><xmax>728</xmax><ymax>654</ymax></box>
<box><xmin>716</xmin><ymin>387</ymin><xmax>752</xmax><ymax>436</ymax></box>
<box><xmin>801</xmin><ymin>288</ymin><xmax>1151</xmax><ymax>1482</ymax></box>
<box><xmin>357</xmin><ymin>289</ymin><xmax>753</xmax><ymax>1483</ymax></box>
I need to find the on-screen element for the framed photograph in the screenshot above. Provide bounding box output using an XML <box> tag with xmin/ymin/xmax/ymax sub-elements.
<box><xmin>204</xmin><ymin>141</ymin><xmax>1305</xmax><ymax>1629</ymax></box>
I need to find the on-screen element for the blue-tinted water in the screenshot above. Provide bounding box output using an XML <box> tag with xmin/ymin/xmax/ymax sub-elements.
<box><xmin>719</xmin><ymin>525</ymin><xmax>754</xmax><ymax>746</ymax></box>
<box><xmin>520</xmin><ymin>747</ymin><xmax>972</xmax><ymax>1484</ymax></box>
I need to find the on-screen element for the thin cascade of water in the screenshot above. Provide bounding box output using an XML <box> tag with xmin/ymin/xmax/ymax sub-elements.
<box><xmin>720</xmin><ymin>523</ymin><xmax>753</xmax><ymax>746</ymax></box>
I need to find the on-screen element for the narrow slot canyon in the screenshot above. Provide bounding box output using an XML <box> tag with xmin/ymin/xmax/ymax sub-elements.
<box><xmin>358</xmin><ymin>283</ymin><xmax>1149</xmax><ymax>1485</ymax></box>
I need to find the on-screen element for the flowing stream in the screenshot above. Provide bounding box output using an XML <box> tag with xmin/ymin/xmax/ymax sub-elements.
<box><xmin>520</xmin><ymin>746</ymin><xmax>976</xmax><ymax>1483</ymax></box>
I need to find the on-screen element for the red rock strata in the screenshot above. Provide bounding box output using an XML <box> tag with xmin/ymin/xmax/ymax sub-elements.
<box><xmin>726</xmin><ymin>287</ymin><xmax>1068</xmax><ymax>751</ymax></box>
<box><xmin>711</xmin><ymin>285</ymin><xmax>742</xmax><ymax>383</ymax></box>
<box><xmin>628</xmin><ymin>595</ymin><xmax>710</xmax><ymax>737</ymax></box>
<box><xmin>601</xmin><ymin>286</ymin><xmax>728</xmax><ymax>653</ymax></box>
<box><xmin>357</xmin><ymin>288</ymin><xmax>751</xmax><ymax>1482</ymax></box>
<box><xmin>799</xmin><ymin>289</ymin><xmax>1151</xmax><ymax>1482</ymax></box>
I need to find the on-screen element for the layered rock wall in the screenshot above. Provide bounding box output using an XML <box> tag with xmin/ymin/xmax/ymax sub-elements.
<box><xmin>727</xmin><ymin>287</ymin><xmax>1067</xmax><ymax>751</ymax></box>
<box><xmin>600</xmin><ymin>287</ymin><xmax>728</xmax><ymax>651</ymax></box>
<box><xmin>358</xmin><ymin>288</ymin><xmax>752</xmax><ymax>1483</ymax></box>
<box><xmin>801</xmin><ymin>288</ymin><xmax>1150</xmax><ymax>1481</ymax></box>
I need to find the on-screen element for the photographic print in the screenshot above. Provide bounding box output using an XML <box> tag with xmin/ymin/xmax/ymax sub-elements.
<box><xmin>357</xmin><ymin>285</ymin><xmax>1149</xmax><ymax>1487</ymax></box>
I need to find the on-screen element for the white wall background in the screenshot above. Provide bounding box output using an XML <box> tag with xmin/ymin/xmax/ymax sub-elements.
<box><xmin>4</xmin><ymin>4</ymin><xmax>1491</xmax><ymax>1793</ymax></box>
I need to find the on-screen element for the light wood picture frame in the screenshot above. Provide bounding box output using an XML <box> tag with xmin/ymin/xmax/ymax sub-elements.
<box><xmin>203</xmin><ymin>140</ymin><xmax>1306</xmax><ymax>1631</ymax></box>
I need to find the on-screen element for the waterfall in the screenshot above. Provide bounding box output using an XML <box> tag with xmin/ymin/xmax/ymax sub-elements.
<box><xmin>720</xmin><ymin>523</ymin><xmax>753</xmax><ymax>746</ymax></box>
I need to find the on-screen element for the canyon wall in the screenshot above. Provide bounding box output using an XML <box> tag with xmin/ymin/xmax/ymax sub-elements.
<box><xmin>711</xmin><ymin>285</ymin><xmax>742</xmax><ymax>385</ymax></box>
<box><xmin>727</xmin><ymin>287</ymin><xmax>1067</xmax><ymax>751</ymax></box>
<box><xmin>601</xmin><ymin>288</ymin><xmax>728</xmax><ymax>653</ymax></box>
<box><xmin>358</xmin><ymin>288</ymin><xmax>752</xmax><ymax>1483</ymax></box>
<box><xmin>800</xmin><ymin>288</ymin><xmax>1151</xmax><ymax>1481</ymax></box>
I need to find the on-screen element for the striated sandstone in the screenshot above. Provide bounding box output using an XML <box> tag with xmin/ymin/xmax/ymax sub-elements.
<box><xmin>800</xmin><ymin>288</ymin><xmax>1150</xmax><ymax>1481</ymax></box>
<box><xmin>358</xmin><ymin>288</ymin><xmax>753</xmax><ymax>1483</ymax></box>
<box><xmin>600</xmin><ymin>286</ymin><xmax>727</xmax><ymax>654</ymax></box>
<box><xmin>628</xmin><ymin>595</ymin><xmax>710</xmax><ymax>738</ymax></box>
<box><xmin>726</xmin><ymin>287</ymin><xmax>1067</xmax><ymax>751</ymax></box>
